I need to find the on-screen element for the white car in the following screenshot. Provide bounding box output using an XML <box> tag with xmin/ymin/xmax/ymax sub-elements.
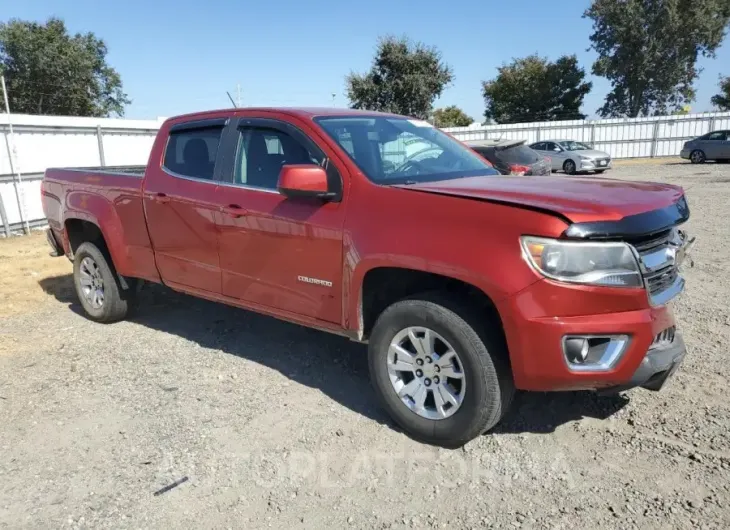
<box><xmin>529</xmin><ymin>139</ymin><xmax>612</xmax><ymax>175</ymax></box>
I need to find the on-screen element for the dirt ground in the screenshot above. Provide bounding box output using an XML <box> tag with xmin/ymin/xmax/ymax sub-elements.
<box><xmin>1</xmin><ymin>161</ymin><xmax>729</xmax><ymax>529</ymax></box>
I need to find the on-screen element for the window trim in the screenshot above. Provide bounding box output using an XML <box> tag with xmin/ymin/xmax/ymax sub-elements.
<box><xmin>219</xmin><ymin>117</ymin><xmax>343</xmax><ymax>201</ymax></box>
<box><xmin>161</xmin><ymin>119</ymin><xmax>228</xmax><ymax>183</ymax></box>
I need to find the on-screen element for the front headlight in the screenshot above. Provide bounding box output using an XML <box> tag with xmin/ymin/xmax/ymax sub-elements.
<box><xmin>579</xmin><ymin>155</ymin><xmax>593</xmax><ymax>161</ymax></box>
<box><xmin>520</xmin><ymin>236</ymin><xmax>643</xmax><ymax>287</ymax></box>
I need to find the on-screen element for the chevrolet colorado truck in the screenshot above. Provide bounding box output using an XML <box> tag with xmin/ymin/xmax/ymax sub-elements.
<box><xmin>42</xmin><ymin>108</ymin><xmax>694</xmax><ymax>447</ymax></box>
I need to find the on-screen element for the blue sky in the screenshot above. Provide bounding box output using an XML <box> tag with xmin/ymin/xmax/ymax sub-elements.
<box><xmin>2</xmin><ymin>0</ymin><xmax>729</xmax><ymax>120</ymax></box>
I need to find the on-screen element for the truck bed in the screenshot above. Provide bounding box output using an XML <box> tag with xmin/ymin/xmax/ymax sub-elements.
<box><xmin>42</xmin><ymin>165</ymin><xmax>159</xmax><ymax>282</ymax></box>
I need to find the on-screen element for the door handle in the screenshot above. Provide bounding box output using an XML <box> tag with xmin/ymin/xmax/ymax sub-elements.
<box><xmin>221</xmin><ymin>204</ymin><xmax>247</xmax><ymax>218</ymax></box>
<box><xmin>152</xmin><ymin>192</ymin><xmax>170</xmax><ymax>204</ymax></box>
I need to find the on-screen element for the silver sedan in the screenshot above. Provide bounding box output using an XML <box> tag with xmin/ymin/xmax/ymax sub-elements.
<box><xmin>529</xmin><ymin>139</ymin><xmax>612</xmax><ymax>175</ymax></box>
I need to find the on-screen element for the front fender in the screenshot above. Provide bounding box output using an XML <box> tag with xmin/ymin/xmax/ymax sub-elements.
<box><xmin>345</xmin><ymin>254</ymin><xmax>513</xmax><ymax>335</ymax></box>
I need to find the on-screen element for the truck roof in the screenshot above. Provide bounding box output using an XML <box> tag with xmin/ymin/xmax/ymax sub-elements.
<box><xmin>168</xmin><ymin>107</ymin><xmax>405</xmax><ymax>122</ymax></box>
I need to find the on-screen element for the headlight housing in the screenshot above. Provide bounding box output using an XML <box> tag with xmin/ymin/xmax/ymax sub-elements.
<box><xmin>520</xmin><ymin>236</ymin><xmax>642</xmax><ymax>287</ymax></box>
<box><xmin>579</xmin><ymin>155</ymin><xmax>593</xmax><ymax>161</ymax></box>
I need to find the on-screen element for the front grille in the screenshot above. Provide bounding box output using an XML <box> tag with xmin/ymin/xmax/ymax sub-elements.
<box><xmin>595</xmin><ymin>157</ymin><xmax>610</xmax><ymax>167</ymax></box>
<box><xmin>630</xmin><ymin>229</ymin><xmax>672</xmax><ymax>254</ymax></box>
<box><xmin>645</xmin><ymin>266</ymin><xmax>679</xmax><ymax>295</ymax></box>
<box><xmin>628</xmin><ymin>228</ymin><xmax>682</xmax><ymax>303</ymax></box>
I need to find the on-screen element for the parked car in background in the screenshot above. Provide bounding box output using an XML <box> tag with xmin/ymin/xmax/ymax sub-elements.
<box><xmin>466</xmin><ymin>139</ymin><xmax>551</xmax><ymax>176</ymax></box>
<box><xmin>680</xmin><ymin>130</ymin><xmax>730</xmax><ymax>163</ymax></box>
<box><xmin>530</xmin><ymin>140</ymin><xmax>612</xmax><ymax>175</ymax></box>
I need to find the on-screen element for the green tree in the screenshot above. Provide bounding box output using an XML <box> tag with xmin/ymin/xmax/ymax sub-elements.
<box><xmin>433</xmin><ymin>106</ymin><xmax>474</xmax><ymax>127</ymax></box>
<box><xmin>711</xmin><ymin>75</ymin><xmax>730</xmax><ymax>110</ymax></box>
<box><xmin>0</xmin><ymin>17</ymin><xmax>130</xmax><ymax>117</ymax></box>
<box><xmin>346</xmin><ymin>36</ymin><xmax>453</xmax><ymax>119</ymax></box>
<box><xmin>585</xmin><ymin>0</ymin><xmax>730</xmax><ymax>117</ymax></box>
<box><xmin>481</xmin><ymin>54</ymin><xmax>591</xmax><ymax>124</ymax></box>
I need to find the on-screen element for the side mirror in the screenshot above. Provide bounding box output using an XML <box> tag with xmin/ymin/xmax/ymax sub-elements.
<box><xmin>553</xmin><ymin>147</ymin><xmax>561</xmax><ymax>152</ymax></box>
<box><xmin>277</xmin><ymin>164</ymin><xmax>332</xmax><ymax>200</ymax></box>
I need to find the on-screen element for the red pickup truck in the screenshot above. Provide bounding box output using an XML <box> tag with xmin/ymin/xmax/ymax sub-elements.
<box><xmin>42</xmin><ymin>107</ymin><xmax>694</xmax><ymax>447</ymax></box>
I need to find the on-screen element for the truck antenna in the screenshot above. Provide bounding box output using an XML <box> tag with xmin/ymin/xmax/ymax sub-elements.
<box><xmin>226</xmin><ymin>91</ymin><xmax>238</xmax><ymax>108</ymax></box>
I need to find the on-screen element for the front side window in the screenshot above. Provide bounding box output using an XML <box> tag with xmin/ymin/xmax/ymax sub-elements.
<box><xmin>707</xmin><ymin>131</ymin><xmax>726</xmax><ymax>141</ymax></box>
<box><xmin>315</xmin><ymin>116</ymin><xmax>498</xmax><ymax>185</ymax></box>
<box><xmin>163</xmin><ymin>126</ymin><xmax>223</xmax><ymax>180</ymax></box>
<box><xmin>560</xmin><ymin>141</ymin><xmax>592</xmax><ymax>151</ymax></box>
<box><xmin>234</xmin><ymin>127</ymin><xmax>324</xmax><ymax>190</ymax></box>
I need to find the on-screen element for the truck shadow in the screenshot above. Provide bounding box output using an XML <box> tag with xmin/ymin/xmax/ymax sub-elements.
<box><xmin>39</xmin><ymin>276</ymin><xmax>629</xmax><ymax>439</ymax></box>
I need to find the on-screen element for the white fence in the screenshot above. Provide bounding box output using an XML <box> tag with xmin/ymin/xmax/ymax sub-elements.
<box><xmin>1</xmin><ymin>113</ymin><xmax>164</xmax><ymax>235</ymax></box>
<box><xmin>1</xmin><ymin>110</ymin><xmax>729</xmax><ymax>236</ymax></box>
<box><xmin>444</xmin><ymin>111</ymin><xmax>730</xmax><ymax>158</ymax></box>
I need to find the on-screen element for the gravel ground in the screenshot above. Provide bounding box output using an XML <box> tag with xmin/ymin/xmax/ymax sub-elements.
<box><xmin>1</xmin><ymin>161</ymin><xmax>729</xmax><ymax>529</ymax></box>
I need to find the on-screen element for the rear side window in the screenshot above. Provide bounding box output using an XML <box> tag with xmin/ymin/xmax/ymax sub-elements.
<box><xmin>495</xmin><ymin>145</ymin><xmax>540</xmax><ymax>165</ymax></box>
<box><xmin>163</xmin><ymin>126</ymin><xmax>224</xmax><ymax>180</ymax></box>
<box><xmin>706</xmin><ymin>131</ymin><xmax>727</xmax><ymax>141</ymax></box>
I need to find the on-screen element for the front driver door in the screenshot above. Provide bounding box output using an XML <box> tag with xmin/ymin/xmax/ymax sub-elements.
<box><xmin>214</xmin><ymin>117</ymin><xmax>347</xmax><ymax>324</ymax></box>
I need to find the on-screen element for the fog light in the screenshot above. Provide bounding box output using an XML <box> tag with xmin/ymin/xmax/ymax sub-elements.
<box><xmin>564</xmin><ymin>338</ymin><xmax>589</xmax><ymax>364</ymax></box>
<box><xmin>562</xmin><ymin>335</ymin><xmax>630</xmax><ymax>372</ymax></box>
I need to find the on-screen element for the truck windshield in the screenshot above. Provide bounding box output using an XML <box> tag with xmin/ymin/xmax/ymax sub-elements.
<box><xmin>315</xmin><ymin>116</ymin><xmax>499</xmax><ymax>185</ymax></box>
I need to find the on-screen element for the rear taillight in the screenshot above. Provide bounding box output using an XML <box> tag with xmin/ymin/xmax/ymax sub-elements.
<box><xmin>510</xmin><ymin>164</ymin><xmax>530</xmax><ymax>176</ymax></box>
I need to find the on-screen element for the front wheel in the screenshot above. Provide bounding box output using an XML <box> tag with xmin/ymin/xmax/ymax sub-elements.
<box><xmin>368</xmin><ymin>296</ymin><xmax>514</xmax><ymax>447</ymax></box>
<box><xmin>563</xmin><ymin>159</ymin><xmax>577</xmax><ymax>174</ymax></box>
<box><xmin>690</xmin><ymin>150</ymin><xmax>706</xmax><ymax>164</ymax></box>
<box><xmin>73</xmin><ymin>242</ymin><xmax>132</xmax><ymax>323</ymax></box>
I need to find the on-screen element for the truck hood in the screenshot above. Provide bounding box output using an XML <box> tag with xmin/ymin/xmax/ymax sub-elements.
<box><xmin>394</xmin><ymin>176</ymin><xmax>685</xmax><ymax>224</ymax></box>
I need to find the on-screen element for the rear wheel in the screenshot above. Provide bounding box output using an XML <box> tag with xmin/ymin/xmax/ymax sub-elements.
<box><xmin>563</xmin><ymin>159</ymin><xmax>577</xmax><ymax>174</ymax></box>
<box><xmin>73</xmin><ymin>242</ymin><xmax>133</xmax><ymax>323</ymax></box>
<box><xmin>690</xmin><ymin>150</ymin><xmax>706</xmax><ymax>164</ymax></box>
<box><xmin>368</xmin><ymin>295</ymin><xmax>514</xmax><ymax>447</ymax></box>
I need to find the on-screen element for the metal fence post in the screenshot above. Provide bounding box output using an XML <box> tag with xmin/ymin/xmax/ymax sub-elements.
<box><xmin>590</xmin><ymin>122</ymin><xmax>596</xmax><ymax>146</ymax></box>
<box><xmin>0</xmin><ymin>190</ymin><xmax>10</xmax><ymax>237</ymax></box>
<box><xmin>96</xmin><ymin>125</ymin><xmax>106</xmax><ymax>167</ymax></box>
<box><xmin>650</xmin><ymin>121</ymin><xmax>660</xmax><ymax>158</ymax></box>
<box><xmin>1</xmin><ymin>75</ymin><xmax>29</xmax><ymax>234</ymax></box>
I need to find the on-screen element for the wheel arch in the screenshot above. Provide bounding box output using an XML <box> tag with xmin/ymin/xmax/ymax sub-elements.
<box><xmin>353</xmin><ymin>265</ymin><xmax>510</xmax><ymax>367</ymax></box>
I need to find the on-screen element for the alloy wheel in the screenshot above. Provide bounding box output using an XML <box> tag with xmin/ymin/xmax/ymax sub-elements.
<box><xmin>386</xmin><ymin>327</ymin><xmax>466</xmax><ymax>420</ymax></box>
<box><xmin>78</xmin><ymin>256</ymin><xmax>105</xmax><ymax>309</ymax></box>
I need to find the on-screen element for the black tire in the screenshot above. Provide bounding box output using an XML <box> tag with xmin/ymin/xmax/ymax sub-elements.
<box><xmin>563</xmin><ymin>159</ymin><xmax>577</xmax><ymax>174</ymax></box>
<box><xmin>72</xmin><ymin>242</ymin><xmax>132</xmax><ymax>323</ymax></box>
<box><xmin>368</xmin><ymin>294</ymin><xmax>515</xmax><ymax>447</ymax></box>
<box><xmin>690</xmin><ymin>150</ymin><xmax>706</xmax><ymax>164</ymax></box>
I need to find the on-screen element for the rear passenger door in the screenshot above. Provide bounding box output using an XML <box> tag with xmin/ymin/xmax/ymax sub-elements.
<box><xmin>143</xmin><ymin>118</ymin><xmax>227</xmax><ymax>294</ymax></box>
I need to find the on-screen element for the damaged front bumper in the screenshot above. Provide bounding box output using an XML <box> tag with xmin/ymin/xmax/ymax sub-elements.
<box><xmin>598</xmin><ymin>332</ymin><xmax>686</xmax><ymax>394</ymax></box>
